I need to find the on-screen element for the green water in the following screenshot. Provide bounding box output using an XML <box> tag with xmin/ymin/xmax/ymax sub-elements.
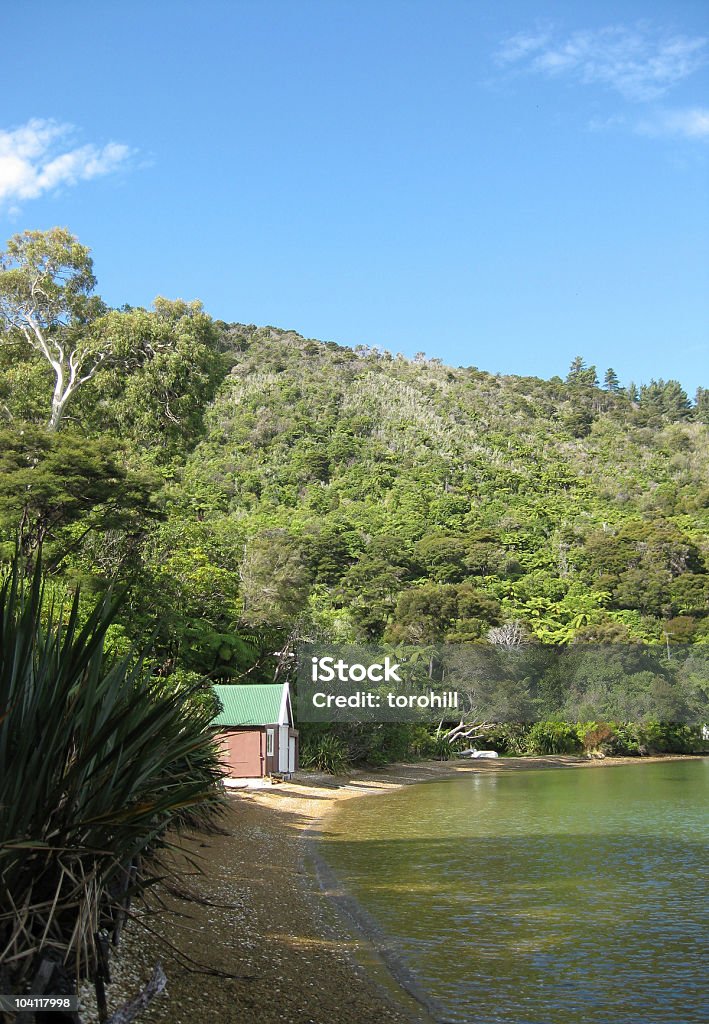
<box><xmin>322</xmin><ymin>761</ymin><xmax>709</xmax><ymax>1024</ymax></box>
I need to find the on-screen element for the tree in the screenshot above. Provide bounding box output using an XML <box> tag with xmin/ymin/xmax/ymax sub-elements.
<box><xmin>566</xmin><ymin>356</ymin><xmax>598</xmax><ymax>388</ymax></box>
<box><xmin>414</xmin><ymin>534</ymin><xmax>469</xmax><ymax>583</ymax></box>
<box><xmin>387</xmin><ymin>583</ymin><xmax>460</xmax><ymax>643</ymax></box>
<box><xmin>81</xmin><ymin>300</ymin><xmax>225</xmax><ymax>457</ymax></box>
<box><xmin>0</xmin><ymin>424</ymin><xmax>156</xmax><ymax>561</ymax></box>
<box><xmin>341</xmin><ymin>536</ymin><xmax>417</xmax><ymax>638</ymax></box>
<box><xmin>302</xmin><ymin>519</ymin><xmax>358</xmax><ymax>584</ymax></box>
<box><xmin>603</xmin><ymin>368</ymin><xmax>621</xmax><ymax>392</ymax></box>
<box><xmin>239</xmin><ymin>528</ymin><xmax>311</xmax><ymax>625</ymax></box>
<box><xmin>487</xmin><ymin>620</ymin><xmax>528</xmax><ymax>648</ymax></box>
<box><xmin>561</xmin><ymin>405</ymin><xmax>594</xmax><ymax>438</ymax></box>
<box><xmin>695</xmin><ymin>387</ymin><xmax>709</xmax><ymax>425</ymax></box>
<box><xmin>668</xmin><ymin>574</ymin><xmax>709</xmax><ymax>617</ymax></box>
<box><xmin>0</xmin><ymin>229</ymin><xmax>111</xmax><ymax>430</ymax></box>
<box><xmin>386</xmin><ymin>582</ymin><xmax>500</xmax><ymax>643</ymax></box>
<box><xmin>638</xmin><ymin>379</ymin><xmax>691</xmax><ymax>422</ymax></box>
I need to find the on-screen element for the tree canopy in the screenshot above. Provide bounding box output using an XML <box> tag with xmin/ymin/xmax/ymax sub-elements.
<box><xmin>0</xmin><ymin>228</ymin><xmax>106</xmax><ymax>429</ymax></box>
<box><xmin>0</xmin><ymin>228</ymin><xmax>707</xmax><ymax>689</ymax></box>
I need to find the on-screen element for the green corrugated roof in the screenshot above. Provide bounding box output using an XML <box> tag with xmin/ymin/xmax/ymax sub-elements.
<box><xmin>212</xmin><ymin>684</ymin><xmax>285</xmax><ymax>727</ymax></box>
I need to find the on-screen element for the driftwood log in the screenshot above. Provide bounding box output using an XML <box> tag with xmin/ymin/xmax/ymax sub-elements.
<box><xmin>103</xmin><ymin>964</ymin><xmax>167</xmax><ymax>1024</ymax></box>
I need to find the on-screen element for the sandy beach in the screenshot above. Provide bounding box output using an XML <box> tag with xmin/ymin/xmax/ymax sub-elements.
<box><xmin>83</xmin><ymin>755</ymin><xmax>700</xmax><ymax>1024</ymax></box>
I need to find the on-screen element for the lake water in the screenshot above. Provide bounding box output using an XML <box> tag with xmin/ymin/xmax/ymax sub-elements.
<box><xmin>322</xmin><ymin>761</ymin><xmax>709</xmax><ymax>1024</ymax></box>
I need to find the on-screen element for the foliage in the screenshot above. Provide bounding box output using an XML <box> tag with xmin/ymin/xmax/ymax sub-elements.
<box><xmin>4</xmin><ymin>300</ymin><xmax>708</xmax><ymax>661</ymax></box>
<box><xmin>578</xmin><ymin>722</ymin><xmax>618</xmax><ymax>753</ymax></box>
<box><xmin>80</xmin><ymin>299</ymin><xmax>226</xmax><ymax>459</ymax></box>
<box><xmin>300</xmin><ymin>731</ymin><xmax>351</xmax><ymax>774</ymax></box>
<box><xmin>353</xmin><ymin>722</ymin><xmax>425</xmax><ymax>766</ymax></box>
<box><xmin>485</xmin><ymin>722</ymin><xmax>530</xmax><ymax>755</ymax></box>
<box><xmin>0</xmin><ymin>556</ymin><xmax>225</xmax><ymax>1006</ymax></box>
<box><xmin>0</xmin><ymin>424</ymin><xmax>157</xmax><ymax>561</ymax></box>
<box><xmin>239</xmin><ymin>528</ymin><xmax>311</xmax><ymax>625</ymax></box>
<box><xmin>635</xmin><ymin>720</ymin><xmax>706</xmax><ymax>754</ymax></box>
<box><xmin>430</xmin><ymin>732</ymin><xmax>457</xmax><ymax>760</ymax></box>
<box><xmin>0</xmin><ymin>228</ymin><xmax>106</xmax><ymax>429</ymax></box>
<box><xmin>1</xmin><ymin>228</ymin><xmax>708</xmax><ymax>757</ymax></box>
<box><xmin>524</xmin><ymin>721</ymin><xmax>583</xmax><ymax>755</ymax></box>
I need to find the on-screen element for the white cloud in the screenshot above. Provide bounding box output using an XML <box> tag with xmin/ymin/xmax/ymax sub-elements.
<box><xmin>496</xmin><ymin>24</ymin><xmax>707</xmax><ymax>102</ymax></box>
<box><xmin>0</xmin><ymin>118</ymin><xmax>132</xmax><ymax>207</ymax></box>
<box><xmin>495</xmin><ymin>29</ymin><xmax>553</xmax><ymax>66</ymax></box>
<box><xmin>636</xmin><ymin>107</ymin><xmax>709</xmax><ymax>139</ymax></box>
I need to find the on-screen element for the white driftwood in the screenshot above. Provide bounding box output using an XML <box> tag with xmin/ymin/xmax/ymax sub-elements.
<box><xmin>104</xmin><ymin>963</ymin><xmax>167</xmax><ymax>1024</ymax></box>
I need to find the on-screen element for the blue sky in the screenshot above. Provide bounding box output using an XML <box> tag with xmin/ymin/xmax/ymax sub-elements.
<box><xmin>1</xmin><ymin>0</ymin><xmax>707</xmax><ymax>393</ymax></box>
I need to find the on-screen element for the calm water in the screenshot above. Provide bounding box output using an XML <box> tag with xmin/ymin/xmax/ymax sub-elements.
<box><xmin>322</xmin><ymin>761</ymin><xmax>709</xmax><ymax>1024</ymax></box>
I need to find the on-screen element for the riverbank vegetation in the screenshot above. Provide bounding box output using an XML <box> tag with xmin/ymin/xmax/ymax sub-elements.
<box><xmin>299</xmin><ymin>717</ymin><xmax>706</xmax><ymax>772</ymax></box>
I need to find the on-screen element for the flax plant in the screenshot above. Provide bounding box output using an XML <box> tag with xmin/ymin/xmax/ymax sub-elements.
<box><xmin>0</xmin><ymin>557</ymin><xmax>225</xmax><ymax>1009</ymax></box>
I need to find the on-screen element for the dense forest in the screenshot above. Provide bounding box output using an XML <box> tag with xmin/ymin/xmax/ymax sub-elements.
<box><xmin>1</xmin><ymin>230</ymin><xmax>708</xmax><ymax>764</ymax></box>
<box><xmin>2</xmin><ymin>232</ymin><xmax>707</xmax><ymax>659</ymax></box>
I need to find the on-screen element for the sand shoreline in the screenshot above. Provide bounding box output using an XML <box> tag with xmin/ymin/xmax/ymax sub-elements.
<box><xmin>83</xmin><ymin>754</ymin><xmax>702</xmax><ymax>1024</ymax></box>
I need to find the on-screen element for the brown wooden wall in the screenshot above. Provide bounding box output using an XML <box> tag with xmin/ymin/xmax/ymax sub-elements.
<box><xmin>215</xmin><ymin>725</ymin><xmax>298</xmax><ymax>778</ymax></box>
<box><xmin>216</xmin><ymin>728</ymin><xmax>265</xmax><ymax>777</ymax></box>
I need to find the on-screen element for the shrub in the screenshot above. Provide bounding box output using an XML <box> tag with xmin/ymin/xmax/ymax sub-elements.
<box><xmin>579</xmin><ymin>721</ymin><xmax>616</xmax><ymax>753</ymax></box>
<box><xmin>485</xmin><ymin>723</ymin><xmax>530</xmax><ymax>755</ymax></box>
<box><xmin>300</xmin><ymin>732</ymin><xmax>351</xmax><ymax>774</ymax></box>
<box><xmin>525</xmin><ymin>721</ymin><xmax>583</xmax><ymax>755</ymax></box>
<box><xmin>364</xmin><ymin>723</ymin><xmax>422</xmax><ymax>765</ymax></box>
<box><xmin>431</xmin><ymin>732</ymin><xmax>456</xmax><ymax>760</ymax></box>
<box><xmin>411</xmin><ymin>725</ymin><xmax>440</xmax><ymax>757</ymax></box>
<box><xmin>606</xmin><ymin>722</ymin><xmax>642</xmax><ymax>755</ymax></box>
<box><xmin>636</xmin><ymin>720</ymin><xmax>705</xmax><ymax>754</ymax></box>
<box><xmin>0</xmin><ymin>558</ymin><xmax>225</xmax><ymax>1011</ymax></box>
<box><xmin>578</xmin><ymin>721</ymin><xmax>641</xmax><ymax>756</ymax></box>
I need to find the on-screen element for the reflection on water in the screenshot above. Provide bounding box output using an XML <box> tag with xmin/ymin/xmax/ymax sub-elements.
<box><xmin>322</xmin><ymin>761</ymin><xmax>709</xmax><ymax>1024</ymax></box>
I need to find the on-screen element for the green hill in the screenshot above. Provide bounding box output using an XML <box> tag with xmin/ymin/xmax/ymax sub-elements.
<box><xmin>2</xmin><ymin>310</ymin><xmax>708</xmax><ymax>675</ymax></box>
<box><xmin>172</xmin><ymin>323</ymin><xmax>709</xmax><ymax>653</ymax></box>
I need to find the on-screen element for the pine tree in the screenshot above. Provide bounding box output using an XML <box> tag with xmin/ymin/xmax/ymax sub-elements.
<box><xmin>566</xmin><ymin>356</ymin><xmax>598</xmax><ymax>388</ymax></box>
<box><xmin>639</xmin><ymin>379</ymin><xmax>691</xmax><ymax>421</ymax></box>
<box><xmin>566</xmin><ymin>356</ymin><xmax>586</xmax><ymax>383</ymax></box>
<box><xmin>695</xmin><ymin>387</ymin><xmax>709</xmax><ymax>425</ymax></box>
<box><xmin>603</xmin><ymin>368</ymin><xmax>621</xmax><ymax>392</ymax></box>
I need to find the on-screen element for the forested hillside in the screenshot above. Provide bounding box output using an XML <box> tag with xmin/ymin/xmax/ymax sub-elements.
<box><xmin>1</xmin><ymin>231</ymin><xmax>708</xmax><ymax>689</ymax></box>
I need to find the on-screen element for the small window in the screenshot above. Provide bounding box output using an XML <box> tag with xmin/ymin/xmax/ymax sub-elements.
<box><xmin>266</xmin><ymin>729</ymin><xmax>274</xmax><ymax>756</ymax></box>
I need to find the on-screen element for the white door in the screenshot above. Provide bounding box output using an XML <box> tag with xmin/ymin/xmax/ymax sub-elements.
<box><xmin>278</xmin><ymin>726</ymin><xmax>289</xmax><ymax>772</ymax></box>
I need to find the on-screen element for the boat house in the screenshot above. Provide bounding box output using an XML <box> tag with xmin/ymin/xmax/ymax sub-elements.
<box><xmin>213</xmin><ymin>682</ymin><xmax>299</xmax><ymax>779</ymax></box>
